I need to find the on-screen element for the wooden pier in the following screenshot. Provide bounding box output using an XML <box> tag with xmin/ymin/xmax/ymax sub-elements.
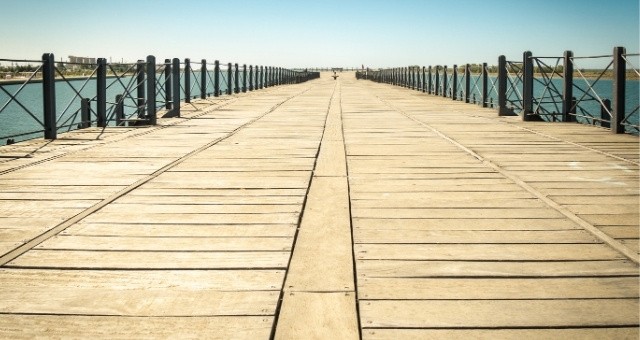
<box><xmin>0</xmin><ymin>72</ymin><xmax>638</xmax><ymax>339</ymax></box>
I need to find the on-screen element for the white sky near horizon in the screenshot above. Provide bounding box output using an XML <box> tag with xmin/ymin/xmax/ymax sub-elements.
<box><xmin>0</xmin><ymin>0</ymin><xmax>638</xmax><ymax>68</ymax></box>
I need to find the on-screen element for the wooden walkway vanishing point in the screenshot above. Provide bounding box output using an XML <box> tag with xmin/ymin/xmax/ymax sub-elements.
<box><xmin>0</xmin><ymin>72</ymin><xmax>638</xmax><ymax>339</ymax></box>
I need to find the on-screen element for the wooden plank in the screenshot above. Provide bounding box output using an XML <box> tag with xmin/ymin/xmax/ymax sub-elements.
<box><xmin>360</xmin><ymin>299</ymin><xmax>639</xmax><ymax>328</ymax></box>
<box><xmin>274</xmin><ymin>292</ymin><xmax>359</xmax><ymax>340</ymax></box>
<box><xmin>65</xmin><ymin>223</ymin><xmax>297</xmax><ymax>237</ymax></box>
<box><xmin>285</xmin><ymin>177</ymin><xmax>353</xmax><ymax>291</ymax></box>
<box><xmin>315</xmin><ymin>141</ymin><xmax>347</xmax><ymax>176</ymax></box>
<box><xmin>359</xmin><ymin>277</ymin><xmax>639</xmax><ymax>299</ymax></box>
<box><xmin>100</xmin><ymin>203</ymin><xmax>301</xmax><ymax>214</ymax></box>
<box><xmin>355</xmin><ymin>244</ymin><xmax>624</xmax><ymax>261</ymax></box>
<box><xmin>353</xmin><ymin>218</ymin><xmax>580</xmax><ymax>230</ymax></box>
<box><xmin>37</xmin><ymin>235</ymin><xmax>292</xmax><ymax>251</ymax></box>
<box><xmin>363</xmin><ymin>328</ymin><xmax>640</xmax><ymax>340</ymax></box>
<box><xmin>353</xmin><ymin>208</ymin><xmax>565</xmax><ymax>219</ymax></box>
<box><xmin>0</xmin><ymin>268</ymin><xmax>283</xmax><ymax>290</ymax></box>
<box><xmin>81</xmin><ymin>212</ymin><xmax>300</xmax><ymax>225</ymax></box>
<box><xmin>354</xmin><ymin>229</ymin><xmax>599</xmax><ymax>244</ymax></box>
<box><xmin>7</xmin><ymin>250</ymin><xmax>289</xmax><ymax>269</ymax></box>
<box><xmin>0</xmin><ymin>315</ymin><xmax>273</xmax><ymax>339</ymax></box>
<box><xmin>352</xmin><ymin>197</ymin><xmax>546</xmax><ymax>208</ymax></box>
<box><xmin>0</xmin><ymin>287</ymin><xmax>277</xmax><ymax>316</ymax></box>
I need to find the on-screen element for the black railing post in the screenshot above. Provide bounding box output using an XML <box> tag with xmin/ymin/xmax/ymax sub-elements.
<box><xmin>612</xmin><ymin>46</ymin><xmax>626</xmax><ymax>134</ymax></box>
<box><xmin>172</xmin><ymin>58</ymin><xmax>181</xmax><ymax>117</ymax></box>
<box><xmin>435</xmin><ymin>66</ymin><xmax>440</xmax><ymax>96</ymax></box>
<box><xmin>481</xmin><ymin>62</ymin><xmax>488</xmax><ymax>108</ymax></box>
<box><xmin>146</xmin><ymin>55</ymin><xmax>156</xmax><ymax>125</ymax></box>
<box><xmin>136</xmin><ymin>60</ymin><xmax>146</xmax><ymax>118</ymax></box>
<box><xmin>97</xmin><ymin>58</ymin><xmax>107</xmax><ymax>127</ymax></box>
<box><xmin>164</xmin><ymin>59</ymin><xmax>172</xmax><ymax>109</ymax></box>
<box><xmin>242</xmin><ymin>64</ymin><xmax>247</xmax><ymax>92</ymax></box>
<box><xmin>249</xmin><ymin>65</ymin><xmax>254</xmax><ymax>91</ymax></box>
<box><xmin>201</xmin><ymin>59</ymin><xmax>207</xmax><ymax>99</ymax></box>
<box><xmin>259</xmin><ymin>66</ymin><xmax>264</xmax><ymax>89</ymax></box>
<box><xmin>42</xmin><ymin>53</ymin><xmax>57</xmax><ymax>139</ymax></box>
<box><xmin>227</xmin><ymin>62</ymin><xmax>233</xmax><ymax>95</ymax></box>
<box><xmin>214</xmin><ymin>60</ymin><xmax>220</xmax><ymax>97</ymax></box>
<box><xmin>427</xmin><ymin>66</ymin><xmax>432</xmax><ymax>94</ymax></box>
<box><xmin>452</xmin><ymin>65</ymin><xmax>458</xmax><ymax>100</ymax></box>
<box><xmin>562</xmin><ymin>51</ymin><xmax>574</xmax><ymax>122</ymax></box>
<box><xmin>522</xmin><ymin>51</ymin><xmax>534</xmax><ymax>121</ymax></box>
<box><xmin>442</xmin><ymin>66</ymin><xmax>448</xmax><ymax>97</ymax></box>
<box><xmin>184</xmin><ymin>58</ymin><xmax>191</xmax><ymax>103</ymax></box>
<box><xmin>234</xmin><ymin>63</ymin><xmax>240</xmax><ymax>93</ymax></box>
<box><xmin>464</xmin><ymin>64</ymin><xmax>471</xmax><ymax>103</ymax></box>
<box><xmin>498</xmin><ymin>56</ymin><xmax>508</xmax><ymax>115</ymax></box>
<box><xmin>80</xmin><ymin>98</ymin><xmax>90</xmax><ymax>128</ymax></box>
<box><xmin>115</xmin><ymin>94</ymin><xmax>124</xmax><ymax>126</ymax></box>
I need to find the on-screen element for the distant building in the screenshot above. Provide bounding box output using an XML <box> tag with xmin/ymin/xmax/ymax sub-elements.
<box><xmin>68</xmin><ymin>56</ymin><xmax>97</xmax><ymax>69</ymax></box>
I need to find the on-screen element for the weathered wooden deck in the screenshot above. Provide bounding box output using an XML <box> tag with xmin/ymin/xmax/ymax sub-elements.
<box><xmin>0</xmin><ymin>72</ymin><xmax>638</xmax><ymax>339</ymax></box>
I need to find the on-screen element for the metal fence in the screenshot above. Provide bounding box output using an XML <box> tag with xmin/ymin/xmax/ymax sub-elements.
<box><xmin>359</xmin><ymin>46</ymin><xmax>639</xmax><ymax>135</ymax></box>
<box><xmin>0</xmin><ymin>53</ymin><xmax>319</xmax><ymax>143</ymax></box>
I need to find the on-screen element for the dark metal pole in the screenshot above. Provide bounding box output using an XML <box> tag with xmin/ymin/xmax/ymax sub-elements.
<box><xmin>442</xmin><ymin>66</ymin><xmax>448</xmax><ymax>97</ymax></box>
<box><xmin>227</xmin><ymin>62</ymin><xmax>232</xmax><ymax>95</ymax></box>
<box><xmin>214</xmin><ymin>60</ymin><xmax>220</xmax><ymax>97</ymax></box>
<box><xmin>164</xmin><ymin>59</ymin><xmax>172</xmax><ymax>109</ymax></box>
<box><xmin>465</xmin><ymin>64</ymin><xmax>471</xmax><ymax>103</ymax></box>
<box><xmin>146</xmin><ymin>55</ymin><xmax>156</xmax><ymax>125</ymax></box>
<box><xmin>249</xmin><ymin>65</ymin><xmax>254</xmax><ymax>91</ymax></box>
<box><xmin>201</xmin><ymin>59</ymin><xmax>207</xmax><ymax>99</ymax></box>
<box><xmin>42</xmin><ymin>53</ymin><xmax>57</xmax><ymax>139</ymax></box>
<box><xmin>452</xmin><ymin>65</ymin><xmax>458</xmax><ymax>100</ymax></box>
<box><xmin>498</xmin><ymin>56</ymin><xmax>508</xmax><ymax>115</ymax></box>
<box><xmin>428</xmin><ymin>66</ymin><xmax>432</xmax><ymax>94</ymax></box>
<box><xmin>96</xmin><ymin>58</ymin><xmax>107</xmax><ymax>127</ymax></box>
<box><xmin>172</xmin><ymin>58</ymin><xmax>181</xmax><ymax>117</ymax></box>
<box><xmin>612</xmin><ymin>46</ymin><xmax>626</xmax><ymax>134</ymax></box>
<box><xmin>435</xmin><ymin>66</ymin><xmax>440</xmax><ymax>96</ymax></box>
<box><xmin>242</xmin><ymin>64</ymin><xmax>247</xmax><ymax>92</ymax></box>
<box><xmin>481</xmin><ymin>62</ymin><xmax>488</xmax><ymax>108</ymax></box>
<box><xmin>422</xmin><ymin>66</ymin><xmax>426</xmax><ymax>92</ymax></box>
<box><xmin>184</xmin><ymin>58</ymin><xmax>191</xmax><ymax>103</ymax></box>
<box><xmin>234</xmin><ymin>63</ymin><xmax>239</xmax><ymax>93</ymax></box>
<box><xmin>562</xmin><ymin>51</ymin><xmax>574</xmax><ymax>122</ymax></box>
<box><xmin>115</xmin><ymin>94</ymin><xmax>124</xmax><ymax>126</ymax></box>
<box><xmin>522</xmin><ymin>51</ymin><xmax>534</xmax><ymax>121</ymax></box>
<box><xmin>80</xmin><ymin>98</ymin><xmax>90</xmax><ymax>128</ymax></box>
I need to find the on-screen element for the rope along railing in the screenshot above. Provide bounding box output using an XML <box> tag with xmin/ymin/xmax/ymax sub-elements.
<box><xmin>0</xmin><ymin>53</ymin><xmax>319</xmax><ymax>143</ymax></box>
<box><xmin>358</xmin><ymin>46</ymin><xmax>639</xmax><ymax>135</ymax></box>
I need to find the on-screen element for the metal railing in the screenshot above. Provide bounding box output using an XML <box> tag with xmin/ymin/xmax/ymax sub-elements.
<box><xmin>0</xmin><ymin>53</ymin><xmax>319</xmax><ymax>143</ymax></box>
<box><xmin>359</xmin><ymin>46</ymin><xmax>639</xmax><ymax>135</ymax></box>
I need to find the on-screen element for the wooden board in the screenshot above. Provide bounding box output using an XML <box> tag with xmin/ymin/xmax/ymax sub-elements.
<box><xmin>274</xmin><ymin>292</ymin><xmax>359</xmax><ymax>340</ymax></box>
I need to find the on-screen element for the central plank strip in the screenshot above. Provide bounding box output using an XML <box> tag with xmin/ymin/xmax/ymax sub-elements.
<box><xmin>275</xmin><ymin>81</ymin><xmax>360</xmax><ymax>339</ymax></box>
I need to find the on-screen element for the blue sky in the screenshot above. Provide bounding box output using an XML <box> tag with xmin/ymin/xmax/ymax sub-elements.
<box><xmin>0</xmin><ymin>0</ymin><xmax>637</xmax><ymax>68</ymax></box>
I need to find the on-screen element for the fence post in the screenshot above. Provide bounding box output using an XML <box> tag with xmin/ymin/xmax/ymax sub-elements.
<box><xmin>427</xmin><ymin>66</ymin><xmax>432</xmax><ymax>94</ymax></box>
<box><xmin>242</xmin><ymin>64</ymin><xmax>247</xmax><ymax>92</ymax></box>
<box><xmin>452</xmin><ymin>65</ymin><xmax>458</xmax><ymax>100</ymax></box>
<box><xmin>184</xmin><ymin>58</ymin><xmax>191</xmax><ymax>103</ymax></box>
<box><xmin>42</xmin><ymin>53</ymin><xmax>57</xmax><ymax>139</ymax></box>
<box><xmin>172</xmin><ymin>58</ymin><xmax>181</xmax><ymax>117</ymax></box>
<box><xmin>164</xmin><ymin>59</ymin><xmax>172</xmax><ymax>109</ymax></box>
<box><xmin>80</xmin><ymin>98</ymin><xmax>90</xmax><ymax>128</ymax></box>
<box><xmin>422</xmin><ymin>66</ymin><xmax>426</xmax><ymax>92</ymax></box>
<box><xmin>259</xmin><ymin>66</ymin><xmax>264</xmax><ymax>89</ymax></box>
<box><xmin>561</xmin><ymin>51</ymin><xmax>574</xmax><ymax>122</ymax></box>
<box><xmin>611</xmin><ymin>46</ymin><xmax>626</xmax><ymax>134</ymax></box>
<box><xmin>201</xmin><ymin>59</ymin><xmax>207</xmax><ymax>99</ymax></box>
<box><xmin>522</xmin><ymin>51</ymin><xmax>534</xmax><ymax>121</ymax></box>
<box><xmin>464</xmin><ymin>64</ymin><xmax>471</xmax><ymax>103</ymax></box>
<box><xmin>115</xmin><ymin>94</ymin><xmax>124</xmax><ymax>126</ymax></box>
<box><xmin>146</xmin><ymin>55</ymin><xmax>156</xmax><ymax>125</ymax></box>
<box><xmin>249</xmin><ymin>65</ymin><xmax>254</xmax><ymax>91</ymax></box>
<box><xmin>97</xmin><ymin>58</ymin><xmax>107</xmax><ymax>127</ymax></box>
<box><xmin>481</xmin><ymin>62</ymin><xmax>488</xmax><ymax>108</ymax></box>
<box><xmin>498</xmin><ymin>56</ymin><xmax>508</xmax><ymax>115</ymax></box>
<box><xmin>442</xmin><ymin>66</ymin><xmax>448</xmax><ymax>97</ymax></box>
<box><xmin>212</xmin><ymin>60</ymin><xmax>219</xmax><ymax>97</ymax></box>
<box><xmin>435</xmin><ymin>66</ymin><xmax>440</xmax><ymax>96</ymax></box>
<box><xmin>234</xmin><ymin>64</ymin><xmax>240</xmax><ymax>93</ymax></box>
<box><xmin>227</xmin><ymin>63</ymin><xmax>233</xmax><ymax>94</ymax></box>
